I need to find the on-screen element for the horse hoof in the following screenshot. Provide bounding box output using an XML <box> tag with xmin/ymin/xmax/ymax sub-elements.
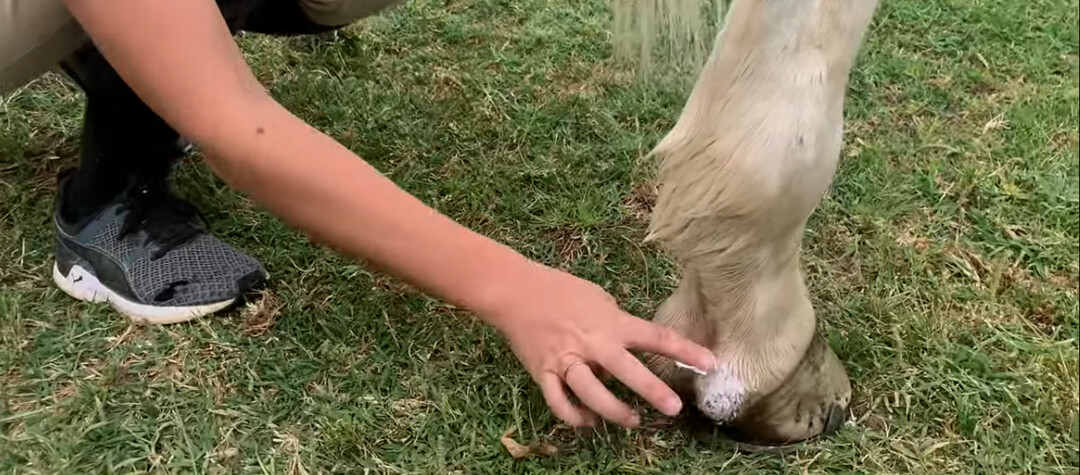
<box><xmin>718</xmin><ymin>332</ymin><xmax>851</xmax><ymax>446</ymax></box>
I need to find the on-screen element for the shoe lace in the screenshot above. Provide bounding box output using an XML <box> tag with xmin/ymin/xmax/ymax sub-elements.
<box><xmin>117</xmin><ymin>182</ymin><xmax>206</xmax><ymax>261</ymax></box>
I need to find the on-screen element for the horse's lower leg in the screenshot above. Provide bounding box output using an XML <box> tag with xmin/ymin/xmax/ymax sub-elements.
<box><xmin>643</xmin><ymin>0</ymin><xmax>879</xmax><ymax>445</ymax></box>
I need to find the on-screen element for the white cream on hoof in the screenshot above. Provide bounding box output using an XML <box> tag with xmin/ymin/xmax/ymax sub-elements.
<box><xmin>693</xmin><ymin>362</ymin><xmax>747</xmax><ymax>422</ymax></box>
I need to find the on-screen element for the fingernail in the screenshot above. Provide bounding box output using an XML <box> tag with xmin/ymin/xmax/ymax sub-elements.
<box><xmin>703</xmin><ymin>352</ymin><xmax>719</xmax><ymax>370</ymax></box>
<box><xmin>628</xmin><ymin>414</ymin><xmax>641</xmax><ymax>427</ymax></box>
<box><xmin>664</xmin><ymin>396</ymin><xmax>683</xmax><ymax>416</ymax></box>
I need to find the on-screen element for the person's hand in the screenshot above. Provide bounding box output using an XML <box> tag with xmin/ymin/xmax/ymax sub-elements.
<box><xmin>487</xmin><ymin>262</ymin><xmax>717</xmax><ymax>428</ymax></box>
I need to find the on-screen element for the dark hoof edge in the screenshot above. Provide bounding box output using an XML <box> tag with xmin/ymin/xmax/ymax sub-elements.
<box><xmin>701</xmin><ymin>332</ymin><xmax>852</xmax><ymax>448</ymax></box>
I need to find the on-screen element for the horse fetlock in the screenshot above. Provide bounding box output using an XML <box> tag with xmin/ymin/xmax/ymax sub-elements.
<box><xmin>649</xmin><ymin>261</ymin><xmax>850</xmax><ymax>446</ymax></box>
<box><xmin>722</xmin><ymin>332</ymin><xmax>852</xmax><ymax>445</ymax></box>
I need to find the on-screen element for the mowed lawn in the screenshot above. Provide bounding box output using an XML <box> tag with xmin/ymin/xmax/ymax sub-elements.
<box><xmin>1</xmin><ymin>0</ymin><xmax>1077</xmax><ymax>473</ymax></box>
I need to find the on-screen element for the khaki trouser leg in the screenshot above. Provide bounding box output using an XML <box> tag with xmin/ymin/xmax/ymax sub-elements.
<box><xmin>298</xmin><ymin>0</ymin><xmax>404</xmax><ymax>27</ymax></box>
<box><xmin>0</xmin><ymin>0</ymin><xmax>87</xmax><ymax>94</ymax></box>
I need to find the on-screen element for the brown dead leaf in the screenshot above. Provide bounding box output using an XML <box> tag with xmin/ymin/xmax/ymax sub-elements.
<box><xmin>241</xmin><ymin>290</ymin><xmax>284</xmax><ymax>336</ymax></box>
<box><xmin>500</xmin><ymin>427</ymin><xmax>558</xmax><ymax>459</ymax></box>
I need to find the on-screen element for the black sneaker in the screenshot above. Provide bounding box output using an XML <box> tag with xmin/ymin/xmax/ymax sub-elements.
<box><xmin>52</xmin><ymin>173</ymin><xmax>268</xmax><ymax>324</ymax></box>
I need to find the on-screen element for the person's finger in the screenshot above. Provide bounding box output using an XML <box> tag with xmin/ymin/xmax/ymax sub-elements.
<box><xmin>563</xmin><ymin>361</ymin><xmax>640</xmax><ymax>428</ymax></box>
<box><xmin>598</xmin><ymin>348</ymin><xmax>684</xmax><ymax>417</ymax></box>
<box><xmin>539</xmin><ymin>372</ymin><xmax>598</xmax><ymax>427</ymax></box>
<box><xmin>620</xmin><ymin>315</ymin><xmax>716</xmax><ymax>372</ymax></box>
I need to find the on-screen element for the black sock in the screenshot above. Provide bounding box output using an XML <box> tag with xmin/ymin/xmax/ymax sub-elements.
<box><xmin>58</xmin><ymin>42</ymin><xmax>182</xmax><ymax>223</ymax></box>
<box><xmin>56</xmin><ymin>0</ymin><xmax>349</xmax><ymax>224</ymax></box>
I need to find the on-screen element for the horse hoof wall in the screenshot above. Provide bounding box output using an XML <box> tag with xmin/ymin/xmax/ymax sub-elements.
<box><xmin>717</xmin><ymin>332</ymin><xmax>852</xmax><ymax>446</ymax></box>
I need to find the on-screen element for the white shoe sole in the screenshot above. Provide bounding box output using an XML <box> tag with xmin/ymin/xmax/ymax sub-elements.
<box><xmin>53</xmin><ymin>262</ymin><xmax>235</xmax><ymax>325</ymax></box>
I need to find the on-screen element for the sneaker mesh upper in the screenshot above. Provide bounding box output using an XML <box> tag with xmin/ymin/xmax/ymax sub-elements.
<box><xmin>79</xmin><ymin>206</ymin><xmax>265</xmax><ymax>306</ymax></box>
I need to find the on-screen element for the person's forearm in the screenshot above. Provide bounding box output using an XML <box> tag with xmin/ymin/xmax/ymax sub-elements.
<box><xmin>203</xmin><ymin>96</ymin><xmax>535</xmax><ymax>327</ymax></box>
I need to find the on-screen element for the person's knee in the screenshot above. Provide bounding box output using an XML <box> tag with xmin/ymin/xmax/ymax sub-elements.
<box><xmin>298</xmin><ymin>0</ymin><xmax>405</xmax><ymax>27</ymax></box>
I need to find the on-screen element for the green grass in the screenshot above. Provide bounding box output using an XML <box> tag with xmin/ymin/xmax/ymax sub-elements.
<box><xmin>1</xmin><ymin>0</ymin><xmax>1077</xmax><ymax>473</ymax></box>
